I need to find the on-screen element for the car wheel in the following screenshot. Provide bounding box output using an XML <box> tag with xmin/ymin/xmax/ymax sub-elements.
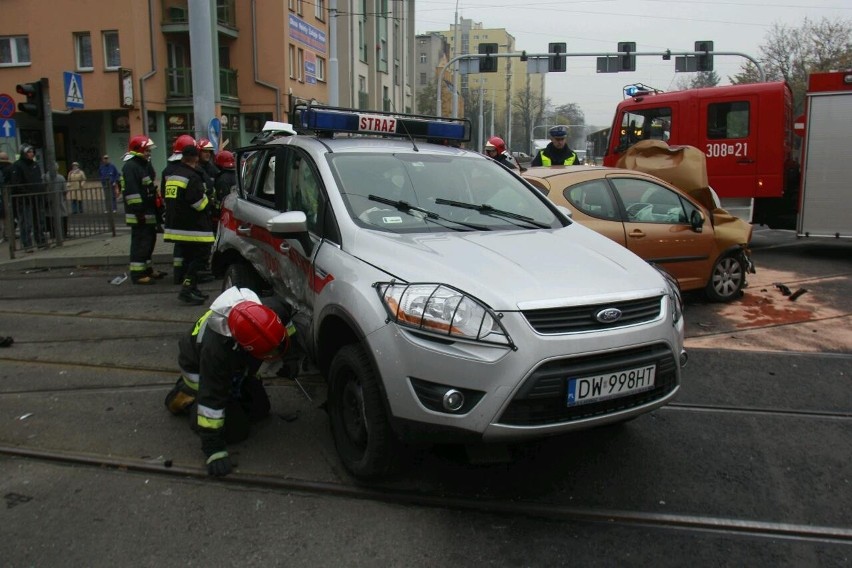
<box><xmin>328</xmin><ymin>344</ymin><xmax>395</xmax><ymax>479</ymax></box>
<box><xmin>222</xmin><ymin>262</ymin><xmax>263</xmax><ymax>293</ymax></box>
<box><xmin>705</xmin><ymin>253</ymin><xmax>745</xmax><ymax>302</ymax></box>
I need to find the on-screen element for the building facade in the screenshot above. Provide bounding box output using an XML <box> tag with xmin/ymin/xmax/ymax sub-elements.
<box><xmin>0</xmin><ymin>0</ymin><xmax>413</xmax><ymax>177</ymax></box>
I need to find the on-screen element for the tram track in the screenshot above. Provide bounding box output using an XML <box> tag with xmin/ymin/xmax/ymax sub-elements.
<box><xmin>1</xmin><ymin>444</ymin><xmax>851</xmax><ymax>545</ymax></box>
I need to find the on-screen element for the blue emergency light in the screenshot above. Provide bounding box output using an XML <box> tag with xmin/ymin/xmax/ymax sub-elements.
<box><xmin>292</xmin><ymin>104</ymin><xmax>471</xmax><ymax>142</ymax></box>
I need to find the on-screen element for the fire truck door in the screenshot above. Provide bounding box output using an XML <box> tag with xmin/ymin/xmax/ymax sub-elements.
<box><xmin>698</xmin><ymin>94</ymin><xmax>759</xmax><ymax>199</ymax></box>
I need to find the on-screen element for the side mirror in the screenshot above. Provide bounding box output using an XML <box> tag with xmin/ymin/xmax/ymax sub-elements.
<box><xmin>268</xmin><ymin>210</ymin><xmax>313</xmax><ymax>255</ymax></box>
<box><xmin>690</xmin><ymin>209</ymin><xmax>704</xmax><ymax>232</ymax></box>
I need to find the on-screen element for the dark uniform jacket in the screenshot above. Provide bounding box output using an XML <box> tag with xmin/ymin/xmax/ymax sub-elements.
<box><xmin>121</xmin><ymin>155</ymin><xmax>158</xmax><ymax>226</ymax></box>
<box><xmin>9</xmin><ymin>156</ymin><xmax>43</xmax><ymax>195</ymax></box>
<box><xmin>163</xmin><ymin>161</ymin><xmax>214</xmax><ymax>245</ymax></box>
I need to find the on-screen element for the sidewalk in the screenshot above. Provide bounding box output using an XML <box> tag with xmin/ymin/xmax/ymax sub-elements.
<box><xmin>0</xmin><ymin>227</ymin><xmax>173</xmax><ymax>272</ymax></box>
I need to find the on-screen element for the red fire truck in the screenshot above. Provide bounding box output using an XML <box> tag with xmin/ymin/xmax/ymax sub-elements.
<box><xmin>603</xmin><ymin>70</ymin><xmax>852</xmax><ymax>238</ymax></box>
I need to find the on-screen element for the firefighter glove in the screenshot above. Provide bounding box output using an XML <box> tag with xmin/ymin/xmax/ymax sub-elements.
<box><xmin>206</xmin><ymin>451</ymin><xmax>232</xmax><ymax>477</ymax></box>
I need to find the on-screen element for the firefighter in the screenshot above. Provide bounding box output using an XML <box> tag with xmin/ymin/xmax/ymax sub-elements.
<box><xmin>213</xmin><ymin>150</ymin><xmax>236</xmax><ymax>216</ymax></box>
<box><xmin>163</xmin><ymin>137</ymin><xmax>215</xmax><ymax>305</ymax></box>
<box><xmin>484</xmin><ymin>136</ymin><xmax>520</xmax><ymax>171</ymax></box>
<box><xmin>196</xmin><ymin>138</ymin><xmax>220</xmax><ymax>191</ymax></box>
<box><xmin>164</xmin><ymin>286</ymin><xmax>294</xmax><ymax>477</ymax></box>
<box><xmin>530</xmin><ymin>125</ymin><xmax>578</xmax><ymax>167</ymax></box>
<box><xmin>163</xmin><ymin>135</ymin><xmax>196</xmax><ymax>285</ymax></box>
<box><xmin>121</xmin><ymin>135</ymin><xmax>164</xmax><ymax>284</ymax></box>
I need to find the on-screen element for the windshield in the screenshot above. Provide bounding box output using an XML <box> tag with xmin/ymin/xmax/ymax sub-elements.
<box><xmin>328</xmin><ymin>153</ymin><xmax>563</xmax><ymax>233</ymax></box>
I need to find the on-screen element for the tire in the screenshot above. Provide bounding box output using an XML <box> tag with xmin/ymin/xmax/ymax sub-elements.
<box><xmin>222</xmin><ymin>262</ymin><xmax>263</xmax><ymax>293</ymax></box>
<box><xmin>327</xmin><ymin>344</ymin><xmax>396</xmax><ymax>479</ymax></box>
<box><xmin>705</xmin><ymin>253</ymin><xmax>746</xmax><ymax>302</ymax></box>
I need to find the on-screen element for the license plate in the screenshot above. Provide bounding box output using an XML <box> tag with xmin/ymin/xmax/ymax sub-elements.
<box><xmin>567</xmin><ymin>364</ymin><xmax>656</xmax><ymax>407</ymax></box>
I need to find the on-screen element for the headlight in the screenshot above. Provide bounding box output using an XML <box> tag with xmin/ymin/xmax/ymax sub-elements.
<box><xmin>376</xmin><ymin>282</ymin><xmax>513</xmax><ymax>347</ymax></box>
<box><xmin>651</xmin><ymin>265</ymin><xmax>682</xmax><ymax>325</ymax></box>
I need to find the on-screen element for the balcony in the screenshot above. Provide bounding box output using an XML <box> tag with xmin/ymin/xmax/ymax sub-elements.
<box><xmin>162</xmin><ymin>0</ymin><xmax>238</xmax><ymax>38</ymax></box>
<box><xmin>166</xmin><ymin>67</ymin><xmax>238</xmax><ymax>100</ymax></box>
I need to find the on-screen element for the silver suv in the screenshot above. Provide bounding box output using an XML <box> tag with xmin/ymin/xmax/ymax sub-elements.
<box><xmin>212</xmin><ymin>105</ymin><xmax>686</xmax><ymax>478</ymax></box>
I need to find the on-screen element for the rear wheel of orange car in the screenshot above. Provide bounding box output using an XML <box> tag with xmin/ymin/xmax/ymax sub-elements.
<box><xmin>706</xmin><ymin>253</ymin><xmax>745</xmax><ymax>302</ymax></box>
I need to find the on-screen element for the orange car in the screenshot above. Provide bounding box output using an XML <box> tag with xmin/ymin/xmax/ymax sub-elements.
<box><xmin>523</xmin><ymin>166</ymin><xmax>754</xmax><ymax>302</ymax></box>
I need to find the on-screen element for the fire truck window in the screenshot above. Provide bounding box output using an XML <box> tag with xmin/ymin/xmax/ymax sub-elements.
<box><xmin>707</xmin><ymin>101</ymin><xmax>750</xmax><ymax>139</ymax></box>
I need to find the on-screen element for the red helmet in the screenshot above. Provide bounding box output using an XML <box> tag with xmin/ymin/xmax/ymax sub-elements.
<box><xmin>214</xmin><ymin>150</ymin><xmax>235</xmax><ymax>170</ymax></box>
<box><xmin>485</xmin><ymin>136</ymin><xmax>506</xmax><ymax>155</ymax></box>
<box><xmin>172</xmin><ymin>134</ymin><xmax>197</xmax><ymax>154</ymax></box>
<box><xmin>197</xmin><ymin>138</ymin><xmax>215</xmax><ymax>152</ymax></box>
<box><xmin>227</xmin><ymin>301</ymin><xmax>288</xmax><ymax>359</ymax></box>
<box><xmin>128</xmin><ymin>135</ymin><xmax>156</xmax><ymax>153</ymax></box>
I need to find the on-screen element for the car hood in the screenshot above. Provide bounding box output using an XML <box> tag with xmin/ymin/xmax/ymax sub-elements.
<box><xmin>350</xmin><ymin>225</ymin><xmax>665</xmax><ymax>310</ymax></box>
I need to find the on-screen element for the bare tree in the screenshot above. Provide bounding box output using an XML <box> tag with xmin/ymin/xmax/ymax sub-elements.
<box><xmin>511</xmin><ymin>75</ymin><xmax>548</xmax><ymax>154</ymax></box>
<box><xmin>731</xmin><ymin>17</ymin><xmax>852</xmax><ymax>113</ymax></box>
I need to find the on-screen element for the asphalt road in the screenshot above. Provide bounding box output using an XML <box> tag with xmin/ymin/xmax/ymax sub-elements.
<box><xmin>0</xmin><ymin>228</ymin><xmax>850</xmax><ymax>567</ymax></box>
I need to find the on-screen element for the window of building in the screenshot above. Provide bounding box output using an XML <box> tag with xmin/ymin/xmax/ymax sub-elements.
<box><xmin>0</xmin><ymin>35</ymin><xmax>30</xmax><ymax>66</ymax></box>
<box><xmin>315</xmin><ymin>0</ymin><xmax>325</xmax><ymax>21</ymax></box>
<box><xmin>419</xmin><ymin>72</ymin><xmax>427</xmax><ymax>85</ymax></box>
<box><xmin>358</xmin><ymin>20</ymin><xmax>366</xmax><ymax>62</ymax></box>
<box><xmin>75</xmin><ymin>33</ymin><xmax>93</xmax><ymax>71</ymax></box>
<box><xmin>296</xmin><ymin>0</ymin><xmax>303</xmax><ymax>15</ymax></box>
<box><xmin>316</xmin><ymin>57</ymin><xmax>326</xmax><ymax>82</ymax></box>
<box><xmin>288</xmin><ymin>0</ymin><xmax>294</xmax><ymax>10</ymax></box>
<box><xmin>297</xmin><ymin>48</ymin><xmax>304</xmax><ymax>82</ymax></box>
<box><xmin>394</xmin><ymin>62</ymin><xmax>400</xmax><ymax>86</ymax></box>
<box><xmin>383</xmin><ymin>86</ymin><xmax>390</xmax><ymax>111</ymax></box>
<box><xmin>289</xmin><ymin>45</ymin><xmax>296</xmax><ymax>79</ymax></box>
<box><xmin>103</xmin><ymin>31</ymin><xmax>120</xmax><ymax>69</ymax></box>
<box><xmin>419</xmin><ymin>52</ymin><xmax>426</xmax><ymax>64</ymax></box>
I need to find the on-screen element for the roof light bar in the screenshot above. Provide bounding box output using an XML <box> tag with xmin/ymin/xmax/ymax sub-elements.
<box><xmin>292</xmin><ymin>103</ymin><xmax>471</xmax><ymax>142</ymax></box>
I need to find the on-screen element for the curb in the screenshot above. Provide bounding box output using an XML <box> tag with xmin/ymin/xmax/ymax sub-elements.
<box><xmin>0</xmin><ymin>252</ymin><xmax>173</xmax><ymax>271</ymax></box>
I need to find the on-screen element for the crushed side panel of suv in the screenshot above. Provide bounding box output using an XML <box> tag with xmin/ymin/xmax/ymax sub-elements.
<box><xmin>211</xmin><ymin>103</ymin><xmax>687</xmax><ymax>479</ymax></box>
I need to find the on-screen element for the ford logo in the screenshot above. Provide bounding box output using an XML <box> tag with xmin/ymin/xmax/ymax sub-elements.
<box><xmin>595</xmin><ymin>308</ymin><xmax>623</xmax><ymax>323</ymax></box>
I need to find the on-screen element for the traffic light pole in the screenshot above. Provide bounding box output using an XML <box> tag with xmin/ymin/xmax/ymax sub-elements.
<box><xmin>434</xmin><ymin>50</ymin><xmax>765</xmax><ymax>119</ymax></box>
<box><xmin>40</xmin><ymin>78</ymin><xmax>62</xmax><ymax>246</ymax></box>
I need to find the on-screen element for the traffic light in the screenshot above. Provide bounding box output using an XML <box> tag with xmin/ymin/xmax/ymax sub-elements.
<box><xmin>478</xmin><ymin>43</ymin><xmax>498</xmax><ymax>73</ymax></box>
<box><xmin>695</xmin><ymin>41</ymin><xmax>714</xmax><ymax>71</ymax></box>
<box><xmin>617</xmin><ymin>42</ymin><xmax>636</xmax><ymax>72</ymax></box>
<box><xmin>17</xmin><ymin>79</ymin><xmax>45</xmax><ymax>119</ymax></box>
<box><xmin>548</xmin><ymin>42</ymin><xmax>567</xmax><ymax>72</ymax></box>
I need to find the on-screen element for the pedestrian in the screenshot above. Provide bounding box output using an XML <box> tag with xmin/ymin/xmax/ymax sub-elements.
<box><xmin>9</xmin><ymin>144</ymin><xmax>47</xmax><ymax>251</ymax></box>
<box><xmin>98</xmin><ymin>154</ymin><xmax>120</xmax><ymax>213</ymax></box>
<box><xmin>530</xmin><ymin>125</ymin><xmax>578</xmax><ymax>167</ymax></box>
<box><xmin>0</xmin><ymin>151</ymin><xmax>12</xmax><ymax>244</ymax></box>
<box><xmin>163</xmin><ymin>136</ymin><xmax>215</xmax><ymax>304</ymax></box>
<box><xmin>484</xmin><ymin>136</ymin><xmax>521</xmax><ymax>171</ymax></box>
<box><xmin>122</xmin><ymin>135</ymin><xmax>164</xmax><ymax>284</ymax></box>
<box><xmin>44</xmin><ymin>163</ymin><xmax>68</xmax><ymax>239</ymax></box>
<box><xmin>67</xmin><ymin>161</ymin><xmax>86</xmax><ymax>214</ymax></box>
<box><xmin>164</xmin><ymin>286</ymin><xmax>294</xmax><ymax>477</ymax></box>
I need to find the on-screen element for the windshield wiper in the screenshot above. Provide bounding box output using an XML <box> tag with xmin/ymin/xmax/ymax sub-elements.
<box><xmin>367</xmin><ymin>194</ymin><xmax>489</xmax><ymax>231</ymax></box>
<box><xmin>434</xmin><ymin>198</ymin><xmax>550</xmax><ymax>228</ymax></box>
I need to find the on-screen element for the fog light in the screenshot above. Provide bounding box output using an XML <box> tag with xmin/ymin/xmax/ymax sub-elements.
<box><xmin>679</xmin><ymin>350</ymin><xmax>689</xmax><ymax>368</ymax></box>
<box><xmin>442</xmin><ymin>389</ymin><xmax>465</xmax><ymax>412</ymax></box>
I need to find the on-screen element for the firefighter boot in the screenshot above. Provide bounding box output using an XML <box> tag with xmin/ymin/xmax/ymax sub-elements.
<box><xmin>164</xmin><ymin>377</ymin><xmax>196</xmax><ymax>415</ymax></box>
<box><xmin>178</xmin><ymin>281</ymin><xmax>206</xmax><ymax>305</ymax></box>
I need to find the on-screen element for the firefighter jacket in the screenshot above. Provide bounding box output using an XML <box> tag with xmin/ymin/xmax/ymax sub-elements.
<box><xmin>531</xmin><ymin>143</ymin><xmax>577</xmax><ymax>167</ymax></box>
<box><xmin>163</xmin><ymin>161</ymin><xmax>214</xmax><ymax>245</ymax></box>
<box><xmin>121</xmin><ymin>154</ymin><xmax>158</xmax><ymax>226</ymax></box>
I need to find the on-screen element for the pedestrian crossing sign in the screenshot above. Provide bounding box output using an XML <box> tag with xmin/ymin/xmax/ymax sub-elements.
<box><xmin>64</xmin><ymin>71</ymin><xmax>84</xmax><ymax>109</ymax></box>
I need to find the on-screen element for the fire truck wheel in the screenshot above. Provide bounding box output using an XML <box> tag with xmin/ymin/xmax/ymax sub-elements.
<box><xmin>706</xmin><ymin>253</ymin><xmax>745</xmax><ymax>303</ymax></box>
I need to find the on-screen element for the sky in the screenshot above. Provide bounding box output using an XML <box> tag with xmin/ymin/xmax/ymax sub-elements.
<box><xmin>414</xmin><ymin>0</ymin><xmax>852</xmax><ymax>128</ymax></box>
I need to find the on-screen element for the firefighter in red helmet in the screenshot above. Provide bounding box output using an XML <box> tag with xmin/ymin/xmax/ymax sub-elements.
<box><xmin>121</xmin><ymin>135</ymin><xmax>164</xmax><ymax>284</ymax></box>
<box><xmin>213</xmin><ymin>150</ymin><xmax>236</xmax><ymax>216</ymax></box>
<box><xmin>484</xmin><ymin>136</ymin><xmax>521</xmax><ymax>171</ymax></box>
<box><xmin>164</xmin><ymin>286</ymin><xmax>295</xmax><ymax>476</ymax></box>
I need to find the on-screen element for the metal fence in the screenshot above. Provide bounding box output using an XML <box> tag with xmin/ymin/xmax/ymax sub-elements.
<box><xmin>1</xmin><ymin>181</ymin><xmax>118</xmax><ymax>260</ymax></box>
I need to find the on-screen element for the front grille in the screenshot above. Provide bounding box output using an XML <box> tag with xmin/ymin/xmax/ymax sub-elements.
<box><xmin>522</xmin><ymin>296</ymin><xmax>663</xmax><ymax>333</ymax></box>
<box><xmin>498</xmin><ymin>344</ymin><xmax>678</xmax><ymax>426</ymax></box>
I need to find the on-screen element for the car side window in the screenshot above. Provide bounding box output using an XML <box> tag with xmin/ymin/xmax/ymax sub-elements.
<box><xmin>611</xmin><ymin>178</ymin><xmax>688</xmax><ymax>224</ymax></box>
<box><xmin>284</xmin><ymin>150</ymin><xmax>325</xmax><ymax>234</ymax></box>
<box><xmin>565</xmin><ymin>180</ymin><xmax>618</xmax><ymax>221</ymax></box>
<box><xmin>241</xmin><ymin>149</ymin><xmax>278</xmax><ymax>208</ymax></box>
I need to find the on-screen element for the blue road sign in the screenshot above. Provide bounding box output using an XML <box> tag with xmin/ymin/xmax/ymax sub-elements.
<box><xmin>64</xmin><ymin>71</ymin><xmax>84</xmax><ymax>109</ymax></box>
<box><xmin>0</xmin><ymin>93</ymin><xmax>15</xmax><ymax>119</ymax></box>
<box><xmin>1</xmin><ymin>118</ymin><xmax>17</xmax><ymax>138</ymax></box>
<box><xmin>208</xmin><ymin>118</ymin><xmax>221</xmax><ymax>152</ymax></box>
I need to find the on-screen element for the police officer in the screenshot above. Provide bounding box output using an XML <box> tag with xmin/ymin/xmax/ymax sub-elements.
<box><xmin>163</xmin><ymin>138</ymin><xmax>215</xmax><ymax>305</ymax></box>
<box><xmin>530</xmin><ymin>125</ymin><xmax>578</xmax><ymax>167</ymax></box>
<box><xmin>164</xmin><ymin>286</ymin><xmax>293</xmax><ymax>477</ymax></box>
<box><xmin>122</xmin><ymin>135</ymin><xmax>163</xmax><ymax>284</ymax></box>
